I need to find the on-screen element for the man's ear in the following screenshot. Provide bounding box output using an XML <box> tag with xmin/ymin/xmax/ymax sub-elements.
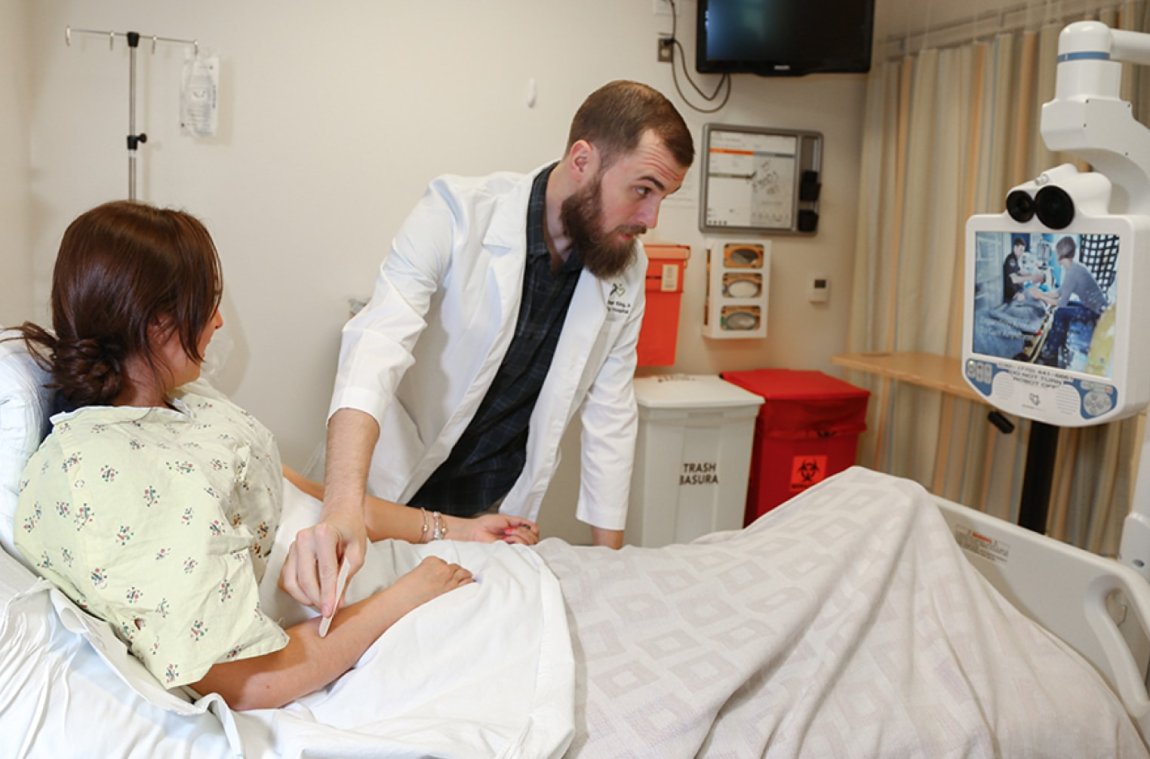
<box><xmin>566</xmin><ymin>139</ymin><xmax>599</xmax><ymax>180</ymax></box>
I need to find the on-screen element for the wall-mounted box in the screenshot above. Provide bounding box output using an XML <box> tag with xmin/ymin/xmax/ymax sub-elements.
<box><xmin>637</xmin><ymin>244</ymin><xmax>690</xmax><ymax>367</ymax></box>
<box><xmin>703</xmin><ymin>240</ymin><xmax>769</xmax><ymax>339</ymax></box>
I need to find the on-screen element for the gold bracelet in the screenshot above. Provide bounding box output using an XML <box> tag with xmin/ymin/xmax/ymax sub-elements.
<box><xmin>419</xmin><ymin>507</ymin><xmax>430</xmax><ymax>543</ymax></box>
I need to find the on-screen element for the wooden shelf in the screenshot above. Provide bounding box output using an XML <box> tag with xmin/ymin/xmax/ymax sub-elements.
<box><xmin>832</xmin><ymin>352</ymin><xmax>983</xmax><ymax>403</ymax></box>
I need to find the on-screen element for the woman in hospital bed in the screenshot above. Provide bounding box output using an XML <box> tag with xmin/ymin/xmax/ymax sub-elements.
<box><xmin>7</xmin><ymin>200</ymin><xmax>1150</xmax><ymax>758</ymax></box>
<box><xmin>7</xmin><ymin>200</ymin><xmax>539</xmax><ymax>712</ymax></box>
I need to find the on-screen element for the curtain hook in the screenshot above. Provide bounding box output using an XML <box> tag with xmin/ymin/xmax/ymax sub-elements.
<box><xmin>152</xmin><ymin>35</ymin><xmax>158</xmax><ymax>54</ymax></box>
<box><xmin>65</xmin><ymin>26</ymin><xmax>72</xmax><ymax>46</ymax></box>
<box><xmin>193</xmin><ymin>40</ymin><xmax>199</xmax><ymax>57</ymax></box>
<box><xmin>109</xmin><ymin>31</ymin><xmax>116</xmax><ymax>51</ymax></box>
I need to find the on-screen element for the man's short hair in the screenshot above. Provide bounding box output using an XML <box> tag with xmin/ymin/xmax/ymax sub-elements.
<box><xmin>566</xmin><ymin>80</ymin><xmax>694</xmax><ymax>169</ymax></box>
<box><xmin>1012</xmin><ymin>236</ymin><xmax>1026</xmax><ymax>249</ymax></box>
<box><xmin>1055</xmin><ymin>236</ymin><xmax>1077</xmax><ymax>260</ymax></box>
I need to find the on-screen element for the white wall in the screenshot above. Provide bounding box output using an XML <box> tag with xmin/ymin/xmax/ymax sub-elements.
<box><xmin>0</xmin><ymin>0</ymin><xmax>31</xmax><ymax>326</ymax></box>
<box><xmin>16</xmin><ymin>0</ymin><xmax>868</xmax><ymax>541</ymax></box>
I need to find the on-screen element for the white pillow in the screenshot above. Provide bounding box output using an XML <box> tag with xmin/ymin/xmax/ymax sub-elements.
<box><xmin>0</xmin><ymin>330</ymin><xmax>54</xmax><ymax>562</ymax></box>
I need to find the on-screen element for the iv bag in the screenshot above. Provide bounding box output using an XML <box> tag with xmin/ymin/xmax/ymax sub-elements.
<box><xmin>181</xmin><ymin>53</ymin><xmax>219</xmax><ymax>138</ymax></box>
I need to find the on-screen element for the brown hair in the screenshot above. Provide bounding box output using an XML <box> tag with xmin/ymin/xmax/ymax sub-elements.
<box><xmin>14</xmin><ymin>201</ymin><xmax>222</xmax><ymax>407</ymax></box>
<box><xmin>566</xmin><ymin>80</ymin><xmax>694</xmax><ymax>170</ymax></box>
<box><xmin>1056</xmin><ymin>236</ymin><xmax>1077</xmax><ymax>261</ymax></box>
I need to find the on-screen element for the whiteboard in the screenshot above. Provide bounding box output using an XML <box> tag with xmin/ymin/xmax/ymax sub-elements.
<box><xmin>699</xmin><ymin>124</ymin><xmax>822</xmax><ymax>235</ymax></box>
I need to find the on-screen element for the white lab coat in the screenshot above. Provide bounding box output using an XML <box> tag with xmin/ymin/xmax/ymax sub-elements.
<box><xmin>329</xmin><ymin>167</ymin><xmax>646</xmax><ymax>530</ymax></box>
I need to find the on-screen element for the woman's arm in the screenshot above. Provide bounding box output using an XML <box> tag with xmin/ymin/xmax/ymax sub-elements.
<box><xmin>363</xmin><ymin>502</ymin><xmax>540</xmax><ymax>546</ymax></box>
<box><xmin>194</xmin><ymin>556</ymin><xmax>471</xmax><ymax>711</ymax></box>
<box><xmin>283</xmin><ymin>467</ymin><xmax>540</xmax><ymax>546</ymax></box>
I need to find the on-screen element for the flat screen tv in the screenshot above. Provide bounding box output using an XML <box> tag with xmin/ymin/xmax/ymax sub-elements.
<box><xmin>696</xmin><ymin>0</ymin><xmax>875</xmax><ymax>77</ymax></box>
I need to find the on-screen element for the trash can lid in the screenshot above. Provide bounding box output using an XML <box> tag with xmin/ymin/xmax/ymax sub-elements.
<box><xmin>634</xmin><ymin>374</ymin><xmax>765</xmax><ymax>409</ymax></box>
<box><xmin>721</xmin><ymin>369</ymin><xmax>869</xmax><ymax>400</ymax></box>
<box><xmin>644</xmin><ymin>243</ymin><xmax>691</xmax><ymax>260</ymax></box>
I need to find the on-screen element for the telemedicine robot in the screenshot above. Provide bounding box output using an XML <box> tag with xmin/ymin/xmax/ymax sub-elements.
<box><xmin>964</xmin><ymin>21</ymin><xmax>1150</xmax><ymax>581</ymax></box>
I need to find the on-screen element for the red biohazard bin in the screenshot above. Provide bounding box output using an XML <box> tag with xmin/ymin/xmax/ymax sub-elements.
<box><xmin>637</xmin><ymin>244</ymin><xmax>690</xmax><ymax>367</ymax></box>
<box><xmin>720</xmin><ymin>369</ymin><xmax>869</xmax><ymax>525</ymax></box>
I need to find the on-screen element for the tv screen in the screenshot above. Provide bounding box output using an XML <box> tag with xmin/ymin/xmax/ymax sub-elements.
<box><xmin>970</xmin><ymin>230</ymin><xmax>1118</xmax><ymax>379</ymax></box>
<box><xmin>697</xmin><ymin>0</ymin><xmax>875</xmax><ymax>77</ymax></box>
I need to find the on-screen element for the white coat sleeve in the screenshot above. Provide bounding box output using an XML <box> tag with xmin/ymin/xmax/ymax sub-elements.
<box><xmin>574</xmin><ymin>284</ymin><xmax>645</xmax><ymax>531</ymax></box>
<box><xmin>328</xmin><ymin>180</ymin><xmax>460</xmax><ymax>424</ymax></box>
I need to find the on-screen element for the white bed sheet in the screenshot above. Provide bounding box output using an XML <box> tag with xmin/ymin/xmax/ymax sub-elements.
<box><xmin>1</xmin><ymin>467</ymin><xmax>1147</xmax><ymax>758</ymax></box>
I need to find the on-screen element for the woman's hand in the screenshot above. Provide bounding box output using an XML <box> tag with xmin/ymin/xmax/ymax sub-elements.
<box><xmin>389</xmin><ymin>556</ymin><xmax>474</xmax><ymax>613</ymax></box>
<box><xmin>446</xmin><ymin>514</ymin><xmax>541</xmax><ymax>545</ymax></box>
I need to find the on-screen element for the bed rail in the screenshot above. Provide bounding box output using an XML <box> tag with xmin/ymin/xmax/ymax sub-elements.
<box><xmin>936</xmin><ymin>495</ymin><xmax>1150</xmax><ymax>742</ymax></box>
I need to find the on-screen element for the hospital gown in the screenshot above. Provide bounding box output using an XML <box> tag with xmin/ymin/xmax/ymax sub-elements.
<box><xmin>14</xmin><ymin>380</ymin><xmax>289</xmax><ymax>688</ymax></box>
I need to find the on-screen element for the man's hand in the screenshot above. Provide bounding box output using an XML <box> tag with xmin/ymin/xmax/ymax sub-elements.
<box><xmin>280</xmin><ymin>408</ymin><xmax>379</xmax><ymax>616</ymax></box>
<box><xmin>280</xmin><ymin>506</ymin><xmax>368</xmax><ymax>617</ymax></box>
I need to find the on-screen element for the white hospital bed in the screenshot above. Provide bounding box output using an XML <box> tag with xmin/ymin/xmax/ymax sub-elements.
<box><xmin>2</xmin><ymin>336</ymin><xmax>1150</xmax><ymax>757</ymax></box>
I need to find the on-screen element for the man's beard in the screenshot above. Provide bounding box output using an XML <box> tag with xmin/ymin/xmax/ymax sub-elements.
<box><xmin>560</xmin><ymin>174</ymin><xmax>646</xmax><ymax>279</ymax></box>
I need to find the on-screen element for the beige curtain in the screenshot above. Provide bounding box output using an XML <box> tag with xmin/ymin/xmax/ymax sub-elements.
<box><xmin>849</xmin><ymin>2</ymin><xmax>1150</xmax><ymax>556</ymax></box>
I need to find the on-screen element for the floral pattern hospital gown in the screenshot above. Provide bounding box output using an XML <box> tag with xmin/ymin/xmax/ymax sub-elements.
<box><xmin>15</xmin><ymin>380</ymin><xmax>290</xmax><ymax>688</ymax></box>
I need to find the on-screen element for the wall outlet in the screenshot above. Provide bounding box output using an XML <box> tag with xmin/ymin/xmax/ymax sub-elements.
<box><xmin>657</xmin><ymin>36</ymin><xmax>674</xmax><ymax>63</ymax></box>
<box><xmin>653</xmin><ymin>0</ymin><xmax>676</xmax><ymax>16</ymax></box>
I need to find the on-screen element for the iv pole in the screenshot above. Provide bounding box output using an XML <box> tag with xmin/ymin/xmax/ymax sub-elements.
<box><xmin>65</xmin><ymin>26</ymin><xmax>199</xmax><ymax>201</ymax></box>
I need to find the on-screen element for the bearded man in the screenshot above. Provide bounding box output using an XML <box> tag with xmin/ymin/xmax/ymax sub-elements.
<box><xmin>280</xmin><ymin>81</ymin><xmax>694</xmax><ymax>617</ymax></box>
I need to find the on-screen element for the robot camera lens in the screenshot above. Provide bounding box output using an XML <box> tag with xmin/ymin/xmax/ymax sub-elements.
<box><xmin>1035</xmin><ymin>185</ymin><xmax>1075</xmax><ymax>229</ymax></box>
<box><xmin>1005</xmin><ymin>189</ymin><xmax>1034</xmax><ymax>222</ymax></box>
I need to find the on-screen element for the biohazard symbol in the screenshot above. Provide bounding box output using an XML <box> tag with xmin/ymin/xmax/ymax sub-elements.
<box><xmin>789</xmin><ymin>455</ymin><xmax>828</xmax><ymax>492</ymax></box>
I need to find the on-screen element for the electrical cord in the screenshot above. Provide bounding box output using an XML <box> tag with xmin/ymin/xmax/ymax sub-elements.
<box><xmin>666</xmin><ymin>0</ymin><xmax>731</xmax><ymax>113</ymax></box>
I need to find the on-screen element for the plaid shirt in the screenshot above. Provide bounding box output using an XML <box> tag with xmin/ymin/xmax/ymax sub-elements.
<box><xmin>411</xmin><ymin>164</ymin><xmax>583</xmax><ymax>515</ymax></box>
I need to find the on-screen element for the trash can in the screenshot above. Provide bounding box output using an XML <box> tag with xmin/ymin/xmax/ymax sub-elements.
<box><xmin>627</xmin><ymin>374</ymin><xmax>763</xmax><ymax>547</ymax></box>
<box><xmin>721</xmin><ymin>369</ymin><xmax>869</xmax><ymax>525</ymax></box>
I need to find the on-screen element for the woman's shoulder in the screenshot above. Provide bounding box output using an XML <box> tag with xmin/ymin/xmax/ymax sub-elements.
<box><xmin>37</xmin><ymin>404</ymin><xmax>158</xmax><ymax>449</ymax></box>
<box><xmin>172</xmin><ymin>381</ymin><xmax>282</xmax><ymax>490</ymax></box>
<box><xmin>23</xmin><ymin>404</ymin><xmax>171</xmax><ymax>485</ymax></box>
<box><xmin>173</xmin><ymin>380</ymin><xmax>276</xmax><ymax>448</ymax></box>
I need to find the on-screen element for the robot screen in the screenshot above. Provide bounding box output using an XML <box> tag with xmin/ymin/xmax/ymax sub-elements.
<box><xmin>963</xmin><ymin>212</ymin><xmax>1149</xmax><ymax>426</ymax></box>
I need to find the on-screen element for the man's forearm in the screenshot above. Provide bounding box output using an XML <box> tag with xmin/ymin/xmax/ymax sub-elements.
<box><xmin>323</xmin><ymin>408</ymin><xmax>381</xmax><ymax>518</ymax></box>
